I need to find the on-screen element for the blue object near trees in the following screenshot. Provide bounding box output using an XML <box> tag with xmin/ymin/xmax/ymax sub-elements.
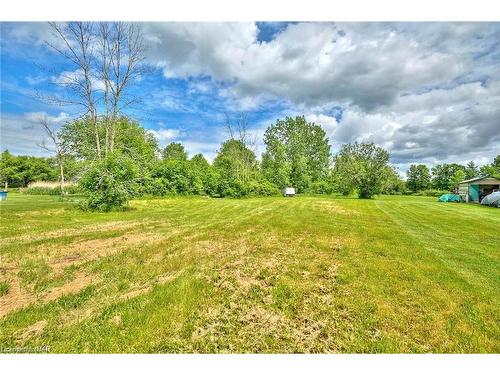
<box><xmin>438</xmin><ymin>194</ymin><xmax>461</xmax><ymax>202</ymax></box>
<box><xmin>0</xmin><ymin>191</ymin><xmax>7</xmax><ymax>201</ymax></box>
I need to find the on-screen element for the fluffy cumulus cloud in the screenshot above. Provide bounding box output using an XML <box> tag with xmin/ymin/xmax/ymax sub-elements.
<box><xmin>2</xmin><ymin>22</ymin><xmax>499</xmax><ymax>169</ymax></box>
<box><xmin>139</xmin><ymin>22</ymin><xmax>500</xmax><ymax>167</ymax></box>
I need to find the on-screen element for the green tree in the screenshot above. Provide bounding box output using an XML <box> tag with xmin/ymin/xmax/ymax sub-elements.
<box><xmin>213</xmin><ymin>139</ymin><xmax>259</xmax><ymax>197</ymax></box>
<box><xmin>261</xmin><ymin>116</ymin><xmax>331</xmax><ymax>192</ymax></box>
<box><xmin>333</xmin><ymin>142</ymin><xmax>390</xmax><ymax>199</ymax></box>
<box><xmin>450</xmin><ymin>169</ymin><xmax>467</xmax><ymax>190</ymax></box>
<box><xmin>0</xmin><ymin>151</ymin><xmax>58</xmax><ymax>188</ymax></box>
<box><xmin>431</xmin><ymin>163</ymin><xmax>466</xmax><ymax>190</ymax></box>
<box><xmin>190</xmin><ymin>153</ymin><xmax>210</xmax><ymax>170</ymax></box>
<box><xmin>465</xmin><ymin>161</ymin><xmax>479</xmax><ymax>179</ymax></box>
<box><xmin>162</xmin><ymin>142</ymin><xmax>187</xmax><ymax>161</ymax></box>
<box><xmin>406</xmin><ymin>164</ymin><xmax>431</xmax><ymax>192</ymax></box>
<box><xmin>60</xmin><ymin>117</ymin><xmax>158</xmax><ymax>166</ymax></box>
<box><xmin>479</xmin><ymin>155</ymin><xmax>500</xmax><ymax>177</ymax></box>
<box><xmin>381</xmin><ymin>166</ymin><xmax>406</xmax><ymax>195</ymax></box>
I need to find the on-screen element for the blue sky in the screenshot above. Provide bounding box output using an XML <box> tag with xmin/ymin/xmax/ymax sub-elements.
<box><xmin>1</xmin><ymin>22</ymin><xmax>499</xmax><ymax>170</ymax></box>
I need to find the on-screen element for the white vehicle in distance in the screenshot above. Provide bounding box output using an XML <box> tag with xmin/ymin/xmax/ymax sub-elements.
<box><xmin>283</xmin><ymin>187</ymin><xmax>296</xmax><ymax>197</ymax></box>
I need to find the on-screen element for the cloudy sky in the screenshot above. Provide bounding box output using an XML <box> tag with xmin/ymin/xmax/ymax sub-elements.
<box><xmin>1</xmin><ymin>22</ymin><xmax>499</xmax><ymax>171</ymax></box>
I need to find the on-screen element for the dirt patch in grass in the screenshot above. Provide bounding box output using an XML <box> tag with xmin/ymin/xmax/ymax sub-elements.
<box><xmin>43</xmin><ymin>271</ymin><xmax>93</xmax><ymax>303</ymax></box>
<box><xmin>0</xmin><ymin>277</ymin><xmax>35</xmax><ymax>319</ymax></box>
<box><xmin>49</xmin><ymin>232</ymin><xmax>165</xmax><ymax>272</ymax></box>
<box><xmin>312</xmin><ymin>201</ymin><xmax>359</xmax><ymax>216</ymax></box>
<box><xmin>0</xmin><ymin>271</ymin><xmax>95</xmax><ymax>319</ymax></box>
<box><xmin>15</xmin><ymin>320</ymin><xmax>47</xmax><ymax>344</ymax></box>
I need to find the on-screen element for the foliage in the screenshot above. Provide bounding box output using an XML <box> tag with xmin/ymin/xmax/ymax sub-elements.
<box><xmin>148</xmin><ymin>159</ymin><xmax>203</xmax><ymax>196</ymax></box>
<box><xmin>381</xmin><ymin>166</ymin><xmax>407</xmax><ymax>195</ymax></box>
<box><xmin>262</xmin><ymin>116</ymin><xmax>331</xmax><ymax>192</ymax></box>
<box><xmin>162</xmin><ymin>142</ymin><xmax>188</xmax><ymax>161</ymax></box>
<box><xmin>479</xmin><ymin>155</ymin><xmax>500</xmax><ymax>177</ymax></box>
<box><xmin>333</xmin><ymin>142</ymin><xmax>390</xmax><ymax>199</ymax></box>
<box><xmin>410</xmin><ymin>189</ymin><xmax>450</xmax><ymax>197</ymax></box>
<box><xmin>0</xmin><ymin>150</ymin><xmax>58</xmax><ymax>187</ymax></box>
<box><xmin>309</xmin><ymin>180</ymin><xmax>336</xmax><ymax>195</ymax></box>
<box><xmin>465</xmin><ymin>161</ymin><xmax>479</xmax><ymax>179</ymax></box>
<box><xmin>60</xmin><ymin>117</ymin><xmax>158</xmax><ymax>166</ymax></box>
<box><xmin>431</xmin><ymin>163</ymin><xmax>466</xmax><ymax>190</ymax></box>
<box><xmin>450</xmin><ymin>169</ymin><xmax>467</xmax><ymax>189</ymax></box>
<box><xmin>212</xmin><ymin>139</ymin><xmax>261</xmax><ymax>197</ymax></box>
<box><xmin>79</xmin><ymin>153</ymin><xmax>137</xmax><ymax>211</ymax></box>
<box><xmin>406</xmin><ymin>164</ymin><xmax>431</xmax><ymax>192</ymax></box>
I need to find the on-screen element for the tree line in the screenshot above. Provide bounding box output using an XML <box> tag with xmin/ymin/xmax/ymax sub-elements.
<box><xmin>2</xmin><ymin>22</ymin><xmax>499</xmax><ymax>211</ymax></box>
<box><xmin>406</xmin><ymin>157</ymin><xmax>500</xmax><ymax>193</ymax></box>
<box><xmin>3</xmin><ymin>112</ymin><xmax>498</xmax><ymax>211</ymax></box>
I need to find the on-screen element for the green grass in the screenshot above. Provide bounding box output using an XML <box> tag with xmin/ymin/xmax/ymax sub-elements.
<box><xmin>0</xmin><ymin>193</ymin><xmax>498</xmax><ymax>353</ymax></box>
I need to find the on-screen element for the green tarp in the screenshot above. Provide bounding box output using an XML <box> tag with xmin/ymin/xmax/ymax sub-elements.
<box><xmin>438</xmin><ymin>194</ymin><xmax>462</xmax><ymax>202</ymax></box>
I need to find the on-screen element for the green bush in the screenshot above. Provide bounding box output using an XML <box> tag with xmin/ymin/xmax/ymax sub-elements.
<box><xmin>309</xmin><ymin>180</ymin><xmax>335</xmax><ymax>194</ymax></box>
<box><xmin>79</xmin><ymin>154</ymin><xmax>137</xmax><ymax>212</ymax></box>
<box><xmin>246</xmin><ymin>180</ymin><xmax>281</xmax><ymax>196</ymax></box>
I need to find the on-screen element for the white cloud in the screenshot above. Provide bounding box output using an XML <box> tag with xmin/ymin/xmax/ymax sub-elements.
<box><xmin>24</xmin><ymin>111</ymin><xmax>70</xmax><ymax>124</ymax></box>
<box><xmin>0</xmin><ymin>112</ymin><xmax>69</xmax><ymax>156</ymax></box>
<box><xmin>142</xmin><ymin>22</ymin><xmax>494</xmax><ymax>112</ymax></box>
<box><xmin>148</xmin><ymin>127</ymin><xmax>180</xmax><ymax>145</ymax></box>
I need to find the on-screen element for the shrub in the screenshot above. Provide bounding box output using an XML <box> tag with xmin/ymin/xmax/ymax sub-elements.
<box><xmin>79</xmin><ymin>154</ymin><xmax>137</xmax><ymax>212</ymax></box>
<box><xmin>309</xmin><ymin>180</ymin><xmax>334</xmax><ymax>195</ymax></box>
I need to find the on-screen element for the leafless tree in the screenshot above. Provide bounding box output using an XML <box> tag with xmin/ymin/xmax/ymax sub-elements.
<box><xmin>225</xmin><ymin>113</ymin><xmax>257</xmax><ymax>183</ymax></box>
<box><xmin>44</xmin><ymin>22</ymin><xmax>101</xmax><ymax>158</ymax></box>
<box><xmin>42</xmin><ymin>22</ymin><xmax>147</xmax><ymax>159</ymax></box>
<box><xmin>38</xmin><ymin>116</ymin><xmax>68</xmax><ymax>194</ymax></box>
<box><xmin>99</xmin><ymin>22</ymin><xmax>146</xmax><ymax>152</ymax></box>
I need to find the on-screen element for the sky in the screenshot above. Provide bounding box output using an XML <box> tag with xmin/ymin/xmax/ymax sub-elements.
<box><xmin>1</xmin><ymin>22</ymin><xmax>499</xmax><ymax>172</ymax></box>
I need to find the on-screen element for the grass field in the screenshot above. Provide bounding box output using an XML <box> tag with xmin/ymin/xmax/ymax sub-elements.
<box><xmin>0</xmin><ymin>193</ymin><xmax>499</xmax><ymax>353</ymax></box>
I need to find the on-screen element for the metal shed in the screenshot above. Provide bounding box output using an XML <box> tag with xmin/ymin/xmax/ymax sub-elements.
<box><xmin>457</xmin><ymin>176</ymin><xmax>500</xmax><ymax>203</ymax></box>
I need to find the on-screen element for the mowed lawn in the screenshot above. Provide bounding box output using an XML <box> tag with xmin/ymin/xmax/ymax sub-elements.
<box><xmin>0</xmin><ymin>193</ymin><xmax>498</xmax><ymax>353</ymax></box>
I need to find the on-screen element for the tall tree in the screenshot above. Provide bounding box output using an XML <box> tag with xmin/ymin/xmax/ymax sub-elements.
<box><xmin>59</xmin><ymin>117</ymin><xmax>158</xmax><ymax>166</ymax></box>
<box><xmin>44</xmin><ymin>22</ymin><xmax>147</xmax><ymax>159</ymax></box>
<box><xmin>224</xmin><ymin>113</ymin><xmax>257</xmax><ymax>185</ymax></box>
<box><xmin>333</xmin><ymin>142</ymin><xmax>390</xmax><ymax>199</ymax></box>
<box><xmin>406</xmin><ymin>164</ymin><xmax>431</xmax><ymax>192</ymax></box>
<box><xmin>213</xmin><ymin>139</ymin><xmax>258</xmax><ymax>184</ymax></box>
<box><xmin>431</xmin><ymin>163</ymin><xmax>466</xmax><ymax>190</ymax></box>
<box><xmin>162</xmin><ymin>142</ymin><xmax>187</xmax><ymax>161</ymax></box>
<box><xmin>262</xmin><ymin>116</ymin><xmax>331</xmax><ymax>192</ymax></box>
<box><xmin>465</xmin><ymin>161</ymin><xmax>479</xmax><ymax>179</ymax></box>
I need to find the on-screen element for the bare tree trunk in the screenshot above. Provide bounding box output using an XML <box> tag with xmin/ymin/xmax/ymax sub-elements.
<box><xmin>38</xmin><ymin>116</ymin><xmax>68</xmax><ymax>195</ymax></box>
<box><xmin>59</xmin><ymin>160</ymin><xmax>65</xmax><ymax>194</ymax></box>
<box><xmin>44</xmin><ymin>22</ymin><xmax>147</xmax><ymax>159</ymax></box>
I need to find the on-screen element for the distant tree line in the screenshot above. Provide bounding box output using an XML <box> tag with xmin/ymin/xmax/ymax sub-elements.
<box><xmin>405</xmin><ymin>157</ymin><xmax>500</xmax><ymax>194</ymax></box>
<box><xmin>3</xmin><ymin>22</ymin><xmax>498</xmax><ymax>211</ymax></box>
<box><xmin>2</xmin><ymin>115</ymin><xmax>499</xmax><ymax>210</ymax></box>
